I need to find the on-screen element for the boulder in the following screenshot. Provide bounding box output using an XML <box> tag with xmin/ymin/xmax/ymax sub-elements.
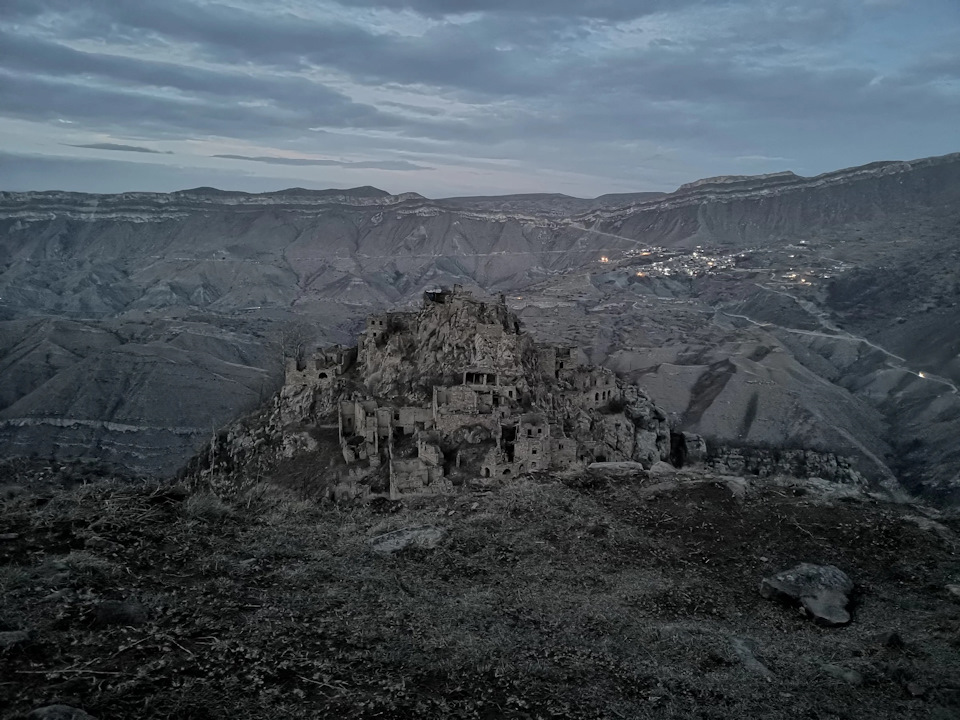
<box><xmin>587</xmin><ymin>461</ymin><xmax>646</xmax><ymax>477</ymax></box>
<box><xmin>625</xmin><ymin>397</ymin><xmax>671</xmax><ymax>462</ymax></box>
<box><xmin>369</xmin><ymin>526</ymin><xmax>446</xmax><ymax>554</ymax></box>
<box><xmin>648</xmin><ymin>461</ymin><xmax>677</xmax><ymax>476</ymax></box>
<box><xmin>632</xmin><ymin>429</ymin><xmax>661</xmax><ymax>467</ymax></box>
<box><xmin>760</xmin><ymin>563</ymin><xmax>854</xmax><ymax>626</ymax></box>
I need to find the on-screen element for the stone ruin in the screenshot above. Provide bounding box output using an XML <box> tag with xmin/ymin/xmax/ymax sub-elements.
<box><xmin>283</xmin><ymin>285</ymin><xmax>682</xmax><ymax>499</ymax></box>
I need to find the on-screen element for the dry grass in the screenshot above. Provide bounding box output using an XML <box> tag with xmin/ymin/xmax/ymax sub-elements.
<box><xmin>1</xmin><ymin>471</ymin><xmax>959</xmax><ymax>719</ymax></box>
<box><xmin>182</xmin><ymin>491</ymin><xmax>234</xmax><ymax>520</ymax></box>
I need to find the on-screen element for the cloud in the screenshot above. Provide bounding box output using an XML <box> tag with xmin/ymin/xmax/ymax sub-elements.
<box><xmin>0</xmin><ymin>0</ymin><xmax>957</xmax><ymax>196</ymax></box>
<box><xmin>213</xmin><ymin>154</ymin><xmax>430</xmax><ymax>170</ymax></box>
<box><xmin>66</xmin><ymin>142</ymin><xmax>173</xmax><ymax>154</ymax></box>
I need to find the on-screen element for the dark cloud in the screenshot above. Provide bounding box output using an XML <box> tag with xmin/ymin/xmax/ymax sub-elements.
<box><xmin>66</xmin><ymin>143</ymin><xmax>173</xmax><ymax>154</ymax></box>
<box><xmin>214</xmin><ymin>155</ymin><xmax>430</xmax><ymax>171</ymax></box>
<box><xmin>0</xmin><ymin>3</ymin><xmax>572</xmax><ymax>97</ymax></box>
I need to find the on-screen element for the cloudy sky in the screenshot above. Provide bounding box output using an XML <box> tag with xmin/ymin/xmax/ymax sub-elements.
<box><xmin>0</xmin><ymin>0</ymin><xmax>957</xmax><ymax>197</ymax></box>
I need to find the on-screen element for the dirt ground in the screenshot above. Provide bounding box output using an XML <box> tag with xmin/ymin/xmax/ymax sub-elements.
<box><xmin>1</xmin><ymin>467</ymin><xmax>958</xmax><ymax>719</ymax></box>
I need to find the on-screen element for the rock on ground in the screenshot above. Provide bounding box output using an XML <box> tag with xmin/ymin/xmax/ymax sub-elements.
<box><xmin>368</xmin><ymin>526</ymin><xmax>446</xmax><ymax>554</ymax></box>
<box><xmin>648</xmin><ymin>461</ymin><xmax>677</xmax><ymax>476</ymax></box>
<box><xmin>760</xmin><ymin>563</ymin><xmax>854</xmax><ymax>626</ymax></box>
<box><xmin>587</xmin><ymin>461</ymin><xmax>647</xmax><ymax>477</ymax></box>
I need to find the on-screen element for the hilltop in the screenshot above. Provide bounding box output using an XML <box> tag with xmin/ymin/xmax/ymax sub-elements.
<box><xmin>1</xmin><ymin>462</ymin><xmax>958</xmax><ymax>719</ymax></box>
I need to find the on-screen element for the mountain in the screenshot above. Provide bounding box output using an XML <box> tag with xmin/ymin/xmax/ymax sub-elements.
<box><xmin>1</xmin><ymin>152</ymin><xmax>958</xmax><ymax>502</ymax></box>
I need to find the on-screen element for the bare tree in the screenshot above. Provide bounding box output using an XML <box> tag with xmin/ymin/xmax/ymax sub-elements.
<box><xmin>275</xmin><ymin>318</ymin><xmax>315</xmax><ymax>371</ymax></box>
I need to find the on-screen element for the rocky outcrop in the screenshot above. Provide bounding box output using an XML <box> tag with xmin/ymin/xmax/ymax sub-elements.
<box><xmin>625</xmin><ymin>394</ymin><xmax>672</xmax><ymax>465</ymax></box>
<box><xmin>706</xmin><ymin>446</ymin><xmax>866</xmax><ymax>485</ymax></box>
<box><xmin>368</xmin><ymin>526</ymin><xmax>447</xmax><ymax>554</ymax></box>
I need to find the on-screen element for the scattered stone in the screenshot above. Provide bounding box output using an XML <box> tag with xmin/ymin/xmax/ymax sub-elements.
<box><xmin>821</xmin><ymin>664</ymin><xmax>864</xmax><ymax>685</ymax></box>
<box><xmin>729</xmin><ymin>636</ymin><xmax>773</xmax><ymax>679</ymax></box>
<box><xmin>27</xmin><ymin>706</ymin><xmax>97</xmax><ymax>720</ymax></box>
<box><xmin>368</xmin><ymin>526</ymin><xmax>446</xmax><ymax>554</ymax></box>
<box><xmin>94</xmin><ymin>599</ymin><xmax>148</xmax><ymax>627</ymax></box>
<box><xmin>946</xmin><ymin>584</ymin><xmax>960</xmax><ymax>600</ymax></box>
<box><xmin>0</xmin><ymin>532</ymin><xmax>18</xmax><ymax>541</ymax></box>
<box><xmin>760</xmin><ymin>563</ymin><xmax>854</xmax><ymax>626</ymax></box>
<box><xmin>0</xmin><ymin>630</ymin><xmax>30</xmax><ymax>650</ymax></box>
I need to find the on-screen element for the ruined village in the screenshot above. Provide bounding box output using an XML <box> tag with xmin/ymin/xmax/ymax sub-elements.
<box><xmin>278</xmin><ymin>286</ymin><xmax>704</xmax><ymax>500</ymax></box>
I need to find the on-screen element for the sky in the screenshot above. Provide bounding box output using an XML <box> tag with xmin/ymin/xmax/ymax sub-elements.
<box><xmin>0</xmin><ymin>0</ymin><xmax>957</xmax><ymax>198</ymax></box>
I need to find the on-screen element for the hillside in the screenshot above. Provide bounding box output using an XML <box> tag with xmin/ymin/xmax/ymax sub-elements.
<box><xmin>1</xmin><ymin>466</ymin><xmax>958</xmax><ymax>719</ymax></box>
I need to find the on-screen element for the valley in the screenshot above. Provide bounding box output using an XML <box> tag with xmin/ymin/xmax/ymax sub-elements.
<box><xmin>1</xmin><ymin>153</ymin><xmax>959</xmax><ymax>503</ymax></box>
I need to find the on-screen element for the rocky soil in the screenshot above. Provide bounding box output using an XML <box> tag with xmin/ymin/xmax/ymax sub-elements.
<box><xmin>1</xmin><ymin>466</ymin><xmax>958</xmax><ymax>719</ymax></box>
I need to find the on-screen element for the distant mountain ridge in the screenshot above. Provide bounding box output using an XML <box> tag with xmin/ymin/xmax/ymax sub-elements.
<box><xmin>4</xmin><ymin>151</ymin><xmax>958</xmax><ymax>230</ymax></box>
<box><xmin>1</xmin><ymin>151</ymin><xmax>959</xmax><ymax>502</ymax></box>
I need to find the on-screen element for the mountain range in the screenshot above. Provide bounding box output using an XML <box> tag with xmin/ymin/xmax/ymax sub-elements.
<box><xmin>1</xmin><ymin>152</ymin><xmax>958</xmax><ymax>503</ymax></box>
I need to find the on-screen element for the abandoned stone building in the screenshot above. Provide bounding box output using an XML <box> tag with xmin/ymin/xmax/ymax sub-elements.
<box><xmin>285</xmin><ymin>285</ymin><xmax>672</xmax><ymax>499</ymax></box>
<box><xmin>284</xmin><ymin>344</ymin><xmax>357</xmax><ymax>387</ymax></box>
